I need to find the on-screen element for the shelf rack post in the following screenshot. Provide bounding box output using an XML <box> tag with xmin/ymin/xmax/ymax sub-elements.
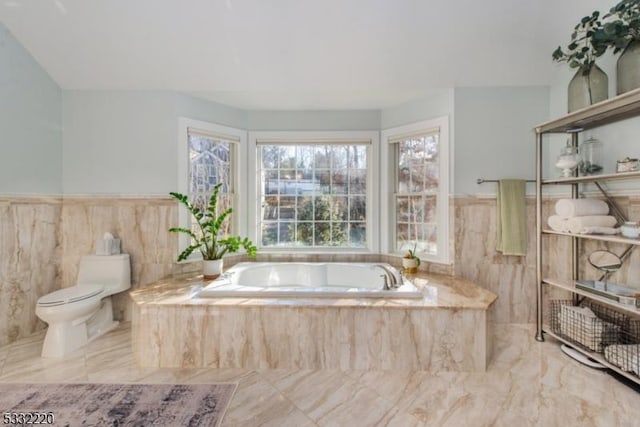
<box><xmin>535</xmin><ymin>130</ymin><xmax>544</xmax><ymax>342</ymax></box>
<box><xmin>571</xmin><ymin>132</ymin><xmax>579</xmax><ymax>303</ymax></box>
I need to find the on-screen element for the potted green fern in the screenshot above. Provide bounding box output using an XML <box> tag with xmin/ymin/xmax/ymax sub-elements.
<box><xmin>169</xmin><ymin>183</ymin><xmax>257</xmax><ymax>279</ymax></box>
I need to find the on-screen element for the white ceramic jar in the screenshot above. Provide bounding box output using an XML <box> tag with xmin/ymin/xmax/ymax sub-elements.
<box><xmin>555</xmin><ymin>143</ymin><xmax>579</xmax><ymax>177</ymax></box>
<box><xmin>620</xmin><ymin>221</ymin><xmax>640</xmax><ymax>239</ymax></box>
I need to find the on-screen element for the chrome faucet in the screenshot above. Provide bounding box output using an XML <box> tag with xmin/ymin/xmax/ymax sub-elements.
<box><xmin>375</xmin><ymin>264</ymin><xmax>402</xmax><ymax>290</ymax></box>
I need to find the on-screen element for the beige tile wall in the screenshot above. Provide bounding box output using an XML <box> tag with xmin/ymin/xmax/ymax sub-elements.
<box><xmin>453</xmin><ymin>196</ymin><xmax>537</xmax><ymax>324</ymax></box>
<box><xmin>453</xmin><ymin>194</ymin><xmax>640</xmax><ymax>324</ymax></box>
<box><xmin>0</xmin><ymin>196</ymin><xmax>62</xmax><ymax>347</ymax></box>
<box><xmin>60</xmin><ymin>197</ymin><xmax>178</xmax><ymax>321</ymax></box>
<box><xmin>2</xmin><ymin>193</ymin><xmax>637</xmax><ymax>346</ymax></box>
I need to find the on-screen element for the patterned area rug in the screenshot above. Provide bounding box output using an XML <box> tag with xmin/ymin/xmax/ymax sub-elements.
<box><xmin>0</xmin><ymin>383</ymin><xmax>237</xmax><ymax>426</ymax></box>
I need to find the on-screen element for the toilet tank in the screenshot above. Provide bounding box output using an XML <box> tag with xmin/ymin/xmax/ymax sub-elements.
<box><xmin>77</xmin><ymin>254</ymin><xmax>131</xmax><ymax>295</ymax></box>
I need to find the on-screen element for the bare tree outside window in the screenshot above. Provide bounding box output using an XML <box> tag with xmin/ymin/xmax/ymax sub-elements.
<box><xmin>396</xmin><ymin>134</ymin><xmax>439</xmax><ymax>255</ymax></box>
<box><xmin>189</xmin><ymin>134</ymin><xmax>232</xmax><ymax>237</ymax></box>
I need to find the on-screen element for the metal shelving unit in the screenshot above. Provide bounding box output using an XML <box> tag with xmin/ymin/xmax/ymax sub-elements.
<box><xmin>542</xmin><ymin>229</ymin><xmax>640</xmax><ymax>246</ymax></box>
<box><xmin>542</xmin><ymin>278</ymin><xmax>640</xmax><ymax>316</ymax></box>
<box><xmin>535</xmin><ymin>88</ymin><xmax>640</xmax><ymax>386</ymax></box>
<box><xmin>535</xmin><ymin>87</ymin><xmax>640</xmax><ymax>134</ymax></box>
<box><xmin>542</xmin><ymin>170</ymin><xmax>640</xmax><ymax>185</ymax></box>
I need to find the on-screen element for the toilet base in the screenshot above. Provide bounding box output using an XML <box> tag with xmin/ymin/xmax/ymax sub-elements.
<box><xmin>41</xmin><ymin>297</ymin><xmax>119</xmax><ymax>358</ymax></box>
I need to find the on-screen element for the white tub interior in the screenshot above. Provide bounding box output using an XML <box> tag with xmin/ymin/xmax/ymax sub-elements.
<box><xmin>197</xmin><ymin>262</ymin><xmax>423</xmax><ymax>299</ymax></box>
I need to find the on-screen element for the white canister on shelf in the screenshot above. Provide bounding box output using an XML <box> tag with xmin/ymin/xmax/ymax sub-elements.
<box><xmin>620</xmin><ymin>221</ymin><xmax>640</xmax><ymax>239</ymax></box>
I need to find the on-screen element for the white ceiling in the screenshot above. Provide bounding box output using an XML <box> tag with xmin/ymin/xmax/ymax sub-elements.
<box><xmin>0</xmin><ymin>0</ymin><xmax>611</xmax><ymax>110</ymax></box>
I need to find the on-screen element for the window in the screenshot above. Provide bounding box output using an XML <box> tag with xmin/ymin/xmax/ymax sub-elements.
<box><xmin>249</xmin><ymin>132</ymin><xmax>379</xmax><ymax>250</ymax></box>
<box><xmin>188</xmin><ymin>129</ymin><xmax>234</xmax><ymax>234</ymax></box>
<box><xmin>381</xmin><ymin>117</ymin><xmax>449</xmax><ymax>263</ymax></box>
<box><xmin>177</xmin><ymin>118</ymin><xmax>246</xmax><ymax>260</ymax></box>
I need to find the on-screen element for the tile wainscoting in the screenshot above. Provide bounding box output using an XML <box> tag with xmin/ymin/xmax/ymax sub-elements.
<box><xmin>0</xmin><ymin>196</ymin><xmax>61</xmax><ymax>347</ymax></box>
<box><xmin>60</xmin><ymin>197</ymin><xmax>179</xmax><ymax>322</ymax></box>
<box><xmin>454</xmin><ymin>194</ymin><xmax>640</xmax><ymax>324</ymax></box>
<box><xmin>3</xmin><ymin>193</ymin><xmax>636</xmax><ymax>347</ymax></box>
<box><xmin>454</xmin><ymin>196</ymin><xmax>537</xmax><ymax>324</ymax></box>
<box><xmin>0</xmin><ymin>195</ymin><xmax>179</xmax><ymax>347</ymax></box>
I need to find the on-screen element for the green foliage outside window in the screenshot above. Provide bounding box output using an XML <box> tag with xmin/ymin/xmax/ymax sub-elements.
<box><xmin>292</xmin><ymin>196</ymin><xmax>347</xmax><ymax>246</ymax></box>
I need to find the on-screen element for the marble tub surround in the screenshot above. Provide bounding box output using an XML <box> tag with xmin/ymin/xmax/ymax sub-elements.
<box><xmin>0</xmin><ymin>196</ymin><xmax>62</xmax><ymax>347</ymax></box>
<box><xmin>130</xmin><ymin>271</ymin><xmax>496</xmax><ymax>371</ymax></box>
<box><xmin>60</xmin><ymin>196</ymin><xmax>177</xmax><ymax>321</ymax></box>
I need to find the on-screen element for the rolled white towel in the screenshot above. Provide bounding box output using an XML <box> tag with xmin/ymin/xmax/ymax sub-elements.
<box><xmin>578</xmin><ymin>226</ymin><xmax>620</xmax><ymax>235</ymax></box>
<box><xmin>559</xmin><ymin>305</ymin><xmax>604</xmax><ymax>351</ymax></box>
<box><xmin>605</xmin><ymin>344</ymin><xmax>640</xmax><ymax>375</ymax></box>
<box><xmin>547</xmin><ymin>215</ymin><xmax>570</xmax><ymax>232</ymax></box>
<box><xmin>555</xmin><ymin>199</ymin><xmax>609</xmax><ymax>218</ymax></box>
<box><xmin>566</xmin><ymin>215</ymin><xmax>617</xmax><ymax>234</ymax></box>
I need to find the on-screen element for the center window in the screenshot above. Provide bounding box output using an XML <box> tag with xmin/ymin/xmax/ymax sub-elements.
<box><xmin>256</xmin><ymin>141</ymin><xmax>370</xmax><ymax>248</ymax></box>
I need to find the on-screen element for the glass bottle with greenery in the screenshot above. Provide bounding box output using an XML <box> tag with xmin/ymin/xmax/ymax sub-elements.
<box><xmin>599</xmin><ymin>0</ymin><xmax>640</xmax><ymax>94</ymax></box>
<box><xmin>552</xmin><ymin>11</ymin><xmax>609</xmax><ymax>111</ymax></box>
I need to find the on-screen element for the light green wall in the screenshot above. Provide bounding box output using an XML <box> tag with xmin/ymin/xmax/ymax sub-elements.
<box><xmin>61</xmin><ymin>88</ymin><xmax>559</xmax><ymax>196</ymax></box>
<box><xmin>247</xmin><ymin>110</ymin><xmax>380</xmax><ymax>131</ymax></box>
<box><xmin>176</xmin><ymin>94</ymin><xmax>247</xmax><ymax>129</ymax></box>
<box><xmin>61</xmin><ymin>92</ymin><xmax>380</xmax><ymax>194</ymax></box>
<box><xmin>61</xmin><ymin>92</ymin><xmax>248</xmax><ymax>195</ymax></box>
<box><xmin>380</xmin><ymin>89</ymin><xmax>454</xmax><ymax>129</ymax></box>
<box><xmin>62</xmin><ymin>91</ymin><xmax>179</xmax><ymax>194</ymax></box>
<box><xmin>381</xmin><ymin>87</ymin><xmax>551</xmax><ymax>197</ymax></box>
<box><xmin>454</xmin><ymin>86</ymin><xmax>550</xmax><ymax>196</ymax></box>
<box><xmin>0</xmin><ymin>23</ymin><xmax>61</xmax><ymax>194</ymax></box>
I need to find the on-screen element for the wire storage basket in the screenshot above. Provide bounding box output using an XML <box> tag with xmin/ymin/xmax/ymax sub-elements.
<box><xmin>582</xmin><ymin>299</ymin><xmax>630</xmax><ymax>331</ymax></box>
<box><xmin>548</xmin><ymin>299</ymin><xmax>622</xmax><ymax>353</ymax></box>
<box><xmin>603</xmin><ymin>318</ymin><xmax>640</xmax><ymax>377</ymax></box>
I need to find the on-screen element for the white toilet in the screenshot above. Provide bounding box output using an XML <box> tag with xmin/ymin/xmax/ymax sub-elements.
<box><xmin>36</xmin><ymin>254</ymin><xmax>131</xmax><ymax>358</ymax></box>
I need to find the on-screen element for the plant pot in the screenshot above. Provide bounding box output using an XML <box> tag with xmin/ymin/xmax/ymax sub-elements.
<box><xmin>402</xmin><ymin>257</ymin><xmax>419</xmax><ymax>274</ymax></box>
<box><xmin>203</xmin><ymin>259</ymin><xmax>223</xmax><ymax>280</ymax></box>
<box><xmin>617</xmin><ymin>40</ymin><xmax>640</xmax><ymax>95</ymax></box>
<box><xmin>567</xmin><ymin>64</ymin><xmax>608</xmax><ymax>112</ymax></box>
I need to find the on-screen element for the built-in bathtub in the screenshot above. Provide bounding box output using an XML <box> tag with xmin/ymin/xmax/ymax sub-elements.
<box><xmin>198</xmin><ymin>262</ymin><xmax>423</xmax><ymax>299</ymax></box>
<box><xmin>130</xmin><ymin>262</ymin><xmax>497</xmax><ymax>371</ymax></box>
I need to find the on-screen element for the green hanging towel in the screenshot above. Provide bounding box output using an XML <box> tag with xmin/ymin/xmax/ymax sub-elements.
<box><xmin>496</xmin><ymin>179</ymin><xmax>527</xmax><ymax>256</ymax></box>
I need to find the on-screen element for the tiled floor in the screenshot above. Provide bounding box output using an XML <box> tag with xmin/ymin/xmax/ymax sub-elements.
<box><xmin>0</xmin><ymin>323</ymin><xmax>638</xmax><ymax>426</ymax></box>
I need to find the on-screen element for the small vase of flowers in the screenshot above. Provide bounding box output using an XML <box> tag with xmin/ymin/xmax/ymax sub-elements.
<box><xmin>401</xmin><ymin>243</ymin><xmax>421</xmax><ymax>274</ymax></box>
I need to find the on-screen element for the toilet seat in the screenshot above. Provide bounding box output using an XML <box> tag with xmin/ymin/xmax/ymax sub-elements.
<box><xmin>37</xmin><ymin>285</ymin><xmax>104</xmax><ymax>307</ymax></box>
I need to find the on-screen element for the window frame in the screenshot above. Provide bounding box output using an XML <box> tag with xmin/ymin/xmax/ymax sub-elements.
<box><xmin>176</xmin><ymin>117</ymin><xmax>247</xmax><ymax>262</ymax></box>
<box><xmin>380</xmin><ymin>116</ymin><xmax>450</xmax><ymax>264</ymax></box>
<box><xmin>248</xmin><ymin>131</ymin><xmax>380</xmax><ymax>253</ymax></box>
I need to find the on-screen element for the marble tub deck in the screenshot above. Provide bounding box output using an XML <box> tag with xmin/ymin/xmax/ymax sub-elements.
<box><xmin>130</xmin><ymin>272</ymin><xmax>497</xmax><ymax>371</ymax></box>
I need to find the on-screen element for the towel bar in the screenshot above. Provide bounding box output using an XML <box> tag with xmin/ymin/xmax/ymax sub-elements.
<box><xmin>476</xmin><ymin>178</ymin><xmax>535</xmax><ymax>184</ymax></box>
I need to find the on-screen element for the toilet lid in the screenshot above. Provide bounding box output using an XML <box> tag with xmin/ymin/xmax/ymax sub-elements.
<box><xmin>37</xmin><ymin>284</ymin><xmax>104</xmax><ymax>307</ymax></box>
